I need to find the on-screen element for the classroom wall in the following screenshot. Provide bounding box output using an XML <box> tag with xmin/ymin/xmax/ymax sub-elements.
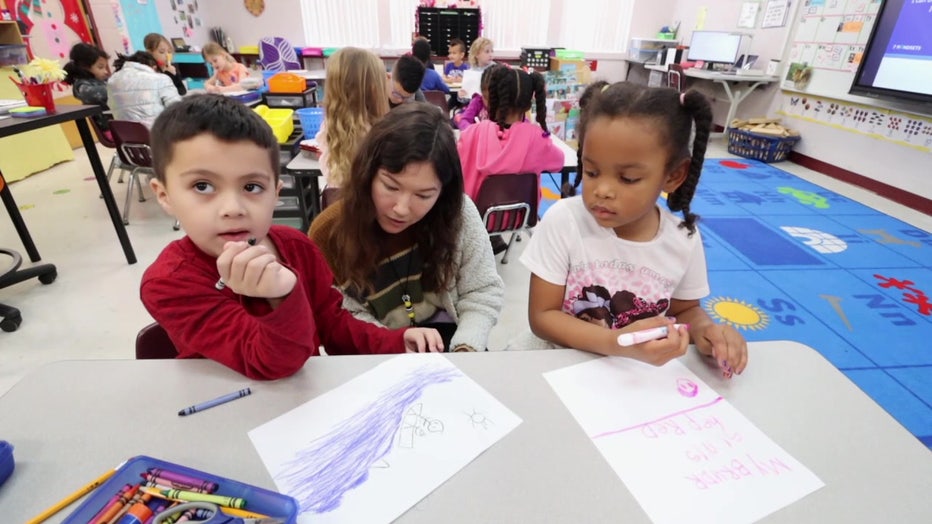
<box><xmin>203</xmin><ymin>0</ymin><xmax>304</xmax><ymax>52</ymax></box>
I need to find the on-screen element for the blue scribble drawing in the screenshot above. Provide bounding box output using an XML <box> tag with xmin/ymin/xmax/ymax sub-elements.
<box><xmin>398</xmin><ymin>403</ymin><xmax>445</xmax><ymax>448</ymax></box>
<box><xmin>276</xmin><ymin>364</ymin><xmax>461</xmax><ymax>513</ymax></box>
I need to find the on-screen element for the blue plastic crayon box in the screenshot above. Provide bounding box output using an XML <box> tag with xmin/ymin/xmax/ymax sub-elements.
<box><xmin>63</xmin><ymin>455</ymin><xmax>298</xmax><ymax>523</ymax></box>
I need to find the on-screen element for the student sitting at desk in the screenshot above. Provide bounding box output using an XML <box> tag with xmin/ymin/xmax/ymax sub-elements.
<box><xmin>141</xmin><ymin>95</ymin><xmax>444</xmax><ymax>380</ymax></box>
<box><xmin>144</xmin><ymin>32</ymin><xmax>187</xmax><ymax>96</ymax></box>
<box><xmin>202</xmin><ymin>42</ymin><xmax>250</xmax><ymax>94</ymax></box>
<box><xmin>412</xmin><ymin>37</ymin><xmax>449</xmax><ymax>94</ymax></box>
<box><xmin>107</xmin><ymin>51</ymin><xmax>182</xmax><ymax>128</ymax></box>
<box><xmin>388</xmin><ymin>54</ymin><xmax>427</xmax><ymax>108</ymax></box>
<box><xmin>63</xmin><ymin>43</ymin><xmax>112</xmax><ymax>133</ymax></box>
<box><xmin>443</xmin><ymin>39</ymin><xmax>469</xmax><ymax>83</ymax></box>
<box><xmin>519</xmin><ymin>82</ymin><xmax>748</xmax><ymax>377</ymax></box>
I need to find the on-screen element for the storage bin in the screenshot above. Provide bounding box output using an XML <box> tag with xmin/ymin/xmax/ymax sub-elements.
<box><xmin>0</xmin><ymin>44</ymin><xmax>27</xmax><ymax>66</ymax></box>
<box><xmin>239</xmin><ymin>45</ymin><xmax>259</xmax><ymax>54</ymax></box>
<box><xmin>254</xmin><ymin>104</ymin><xmax>295</xmax><ymax>144</ymax></box>
<box><xmin>268</xmin><ymin>73</ymin><xmax>307</xmax><ymax>93</ymax></box>
<box><xmin>727</xmin><ymin>128</ymin><xmax>801</xmax><ymax>163</ymax></box>
<box><xmin>296</xmin><ymin>107</ymin><xmax>325</xmax><ymax>139</ymax></box>
<box><xmin>63</xmin><ymin>455</ymin><xmax>298</xmax><ymax>523</ymax></box>
<box><xmin>264</xmin><ymin>87</ymin><xmax>317</xmax><ymax>109</ymax></box>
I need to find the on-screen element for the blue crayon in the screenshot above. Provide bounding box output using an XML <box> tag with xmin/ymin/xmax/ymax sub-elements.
<box><xmin>177</xmin><ymin>387</ymin><xmax>252</xmax><ymax>416</ymax></box>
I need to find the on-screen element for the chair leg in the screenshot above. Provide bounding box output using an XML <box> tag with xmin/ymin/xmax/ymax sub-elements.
<box><xmin>501</xmin><ymin>233</ymin><xmax>519</xmax><ymax>264</ymax></box>
<box><xmin>122</xmin><ymin>169</ymin><xmax>136</xmax><ymax>225</ymax></box>
<box><xmin>135</xmin><ymin>171</ymin><xmax>146</xmax><ymax>202</ymax></box>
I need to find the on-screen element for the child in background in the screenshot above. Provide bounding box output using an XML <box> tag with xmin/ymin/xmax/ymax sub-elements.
<box><xmin>63</xmin><ymin>43</ymin><xmax>111</xmax><ymax>106</ymax></box>
<box><xmin>309</xmin><ymin>103</ymin><xmax>504</xmax><ymax>352</ymax></box>
<box><xmin>63</xmin><ymin>43</ymin><xmax>111</xmax><ymax>133</ymax></box>
<box><xmin>443</xmin><ymin>39</ymin><xmax>469</xmax><ymax>82</ymax></box>
<box><xmin>144</xmin><ymin>32</ymin><xmax>187</xmax><ymax>96</ymax></box>
<box><xmin>107</xmin><ymin>51</ymin><xmax>182</xmax><ymax>128</ymax></box>
<box><xmin>457</xmin><ymin>66</ymin><xmax>563</xmax><ymax>201</ymax></box>
<box><xmin>202</xmin><ymin>42</ymin><xmax>250</xmax><ymax>93</ymax></box>
<box><xmin>141</xmin><ymin>95</ymin><xmax>444</xmax><ymax>380</ymax></box>
<box><xmin>388</xmin><ymin>54</ymin><xmax>426</xmax><ymax>108</ymax></box>
<box><xmin>452</xmin><ymin>63</ymin><xmax>500</xmax><ymax>131</ymax></box>
<box><xmin>412</xmin><ymin>37</ymin><xmax>449</xmax><ymax>94</ymax></box>
<box><xmin>519</xmin><ymin>82</ymin><xmax>748</xmax><ymax>377</ymax></box>
<box><xmin>467</xmin><ymin>37</ymin><xmax>495</xmax><ymax>72</ymax></box>
<box><xmin>316</xmin><ymin>47</ymin><xmax>390</xmax><ymax>188</ymax></box>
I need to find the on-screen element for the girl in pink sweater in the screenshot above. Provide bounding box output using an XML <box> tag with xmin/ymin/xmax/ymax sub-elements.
<box><xmin>457</xmin><ymin>66</ymin><xmax>564</xmax><ymax>201</ymax></box>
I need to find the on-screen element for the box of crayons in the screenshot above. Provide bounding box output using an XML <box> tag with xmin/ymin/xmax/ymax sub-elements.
<box><xmin>63</xmin><ymin>455</ymin><xmax>298</xmax><ymax>523</ymax></box>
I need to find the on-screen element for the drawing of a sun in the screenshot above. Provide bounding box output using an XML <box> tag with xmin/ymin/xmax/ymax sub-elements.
<box><xmin>704</xmin><ymin>297</ymin><xmax>769</xmax><ymax>331</ymax></box>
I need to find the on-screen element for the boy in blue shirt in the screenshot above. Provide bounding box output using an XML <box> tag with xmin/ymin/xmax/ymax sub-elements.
<box><xmin>412</xmin><ymin>38</ymin><xmax>449</xmax><ymax>94</ymax></box>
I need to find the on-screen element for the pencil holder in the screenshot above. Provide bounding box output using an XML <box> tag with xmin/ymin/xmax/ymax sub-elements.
<box><xmin>13</xmin><ymin>80</ymin><xmax>56</xmax><ymax>114</ymax></box>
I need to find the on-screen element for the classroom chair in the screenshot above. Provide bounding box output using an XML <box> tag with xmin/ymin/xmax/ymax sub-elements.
<box><xmin>423</xmin><ymin>90</ymin><xmax>450</xmax><ymax>116</ymax></box>
<box><xmin>258</xmin><ymin>37</ymin><xmax>302</xmax><ymax>72</ymax></box>
<box><xmin>320</xmin><ymin>187</ymin><xmax>342</xmax><ymax>211</ymax></box>
<box><xmin>0</xmin><ymin>173</ymin><xmax>58</xmax><ymax>332</ymax></box>
<box><xmin>135</xmin><ymin>322</ymin><xmax>179</xmax><ymax>359</ymax></box>
<box><xmin>474</xmin><ymin>173</ymin><xmax>539</xmax><ymax>264</ymax></box>
<box><xmin>87</xmin><ymin>112</ymin><xmax>130</xmax><ymax>185</ymax></box>
<box><xmin>666</xmin><ymin>64</ymin><xmax>685</xmax><ymax>92</ymax></box>
<box><xmin>108</xmin><ymin>121</ymin><xmax>180</xmax><ymax>230</ymax></box>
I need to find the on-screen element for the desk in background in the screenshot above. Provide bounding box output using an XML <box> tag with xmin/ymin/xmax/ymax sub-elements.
<box><xmin>283</xmin><ymin>152</ymin><xmax>322</xmax><ymax>230</ymax></box>
<box><xmin>551</xmin><ymin>133</ymin><xmax>578</xmax><ymax>196</ymax></box>
<box><xmin>0</xmin><ymin>105</ymin><xmax>136</xmax><ymax>264</ymax></box>
<box><xmin>683</xmin><ymin>68</ymin><xmax>778</xmax><ymax>134</ymax></box>
<box><xmin>2</xmin><ymin>341</ymin><xmax>930</xmax><ymax>522</ymax></box>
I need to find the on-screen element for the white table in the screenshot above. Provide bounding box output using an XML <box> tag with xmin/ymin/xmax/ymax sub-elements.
<box><xmin>683</xmin><ymin>68</ymin><xmax>779</xmax><ymax>134</ymax></box>
<box><xmin>2</xmin><ymin>341</ymin><xmax>931</xmax><ymax>522</ymax></box>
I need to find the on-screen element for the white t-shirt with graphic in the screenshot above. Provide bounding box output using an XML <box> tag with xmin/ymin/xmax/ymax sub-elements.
<box><xmin>521</xmin><ymin>197</ymin><xmax>709</xmax><ymax>329</ymax></box>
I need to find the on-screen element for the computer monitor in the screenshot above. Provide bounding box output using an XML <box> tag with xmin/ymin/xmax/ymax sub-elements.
<box><xmin>686</xmin><ymin>31</ymin><xmax>742</xmax><ymax>66</ymax></box>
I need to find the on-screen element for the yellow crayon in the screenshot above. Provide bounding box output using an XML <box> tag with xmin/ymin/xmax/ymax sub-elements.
<box><xmin>163</xmin><ymin>488</ymin><xmax>245</xmax><ymax>509</ymax></box>
<box><xmin>27</xmin><ymin>468</ymin><xmax>117</xmax><ymax>524</ymax></box>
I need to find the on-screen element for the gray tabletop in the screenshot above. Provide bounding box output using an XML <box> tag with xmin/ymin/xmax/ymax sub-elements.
<box><xmin>1</xmin><ymin>341</ymin><xmax>930</xmax><ymax>522</ymax></box>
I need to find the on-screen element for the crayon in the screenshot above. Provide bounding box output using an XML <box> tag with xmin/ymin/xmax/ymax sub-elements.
<box><xmin>107</xmin><ymin>492</ymin><xmax>151</xmax><ymax>524</ymax></box>
<box><xmin>142</xmin><ymin>500</ymin><xmax>167</xmax><ymax>524</ymax></box>
<box><xmin>162</xmin><ymin>488</ymin><xmax>246</xmax><ymax>509</ymax></box>
<box><xmin>94</xmin><ymin>484</ymin><xmax>139</xmax><ymax>524</ymax></box>
<box><xmin>141</xmin><ymin>472</ymin><xmax>210</xmax><ymax>492</ymax></box>
<box><xmin>90</xmin><ymin>483</ymin><xmax>135</xmax><ymax>523</ymax></box>
<box><xmin>140</xmin><ymin>487</ymin><xmax>269</xmax><ymax>518</ymax></box>
<box><xmin>26</xmin><ymin>467</ymin><xmax>117</xmax><ymax>524</ymax></box>
<box><xmin>177</xmin><ymin>387</ymin><xmax>252</xmax><ymax>417</ymax></box>
<box><xmin>215</xmin><ymin>237</ymin><xmax>256</xmax><ymax>290</ymax></box>
<box><xmin>145</xmin><ymin>468</ymin><xmax>218</xmax><ymax>493</ymax></box>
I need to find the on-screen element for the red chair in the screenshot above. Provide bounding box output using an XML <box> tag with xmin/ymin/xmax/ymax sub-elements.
<box><xmin>87</xmin><ymin>112</ymin><xmax>131</xmax><ymax>185</ymax></box>
<box><xmin>423</xmin><ymin>90</ymin><xmax>450</xmax><ymax>116</ymax></box>
<box><xmin>135</xmin><ymin>322</ymin><xmax>179</xmax><ymax>359</ymax></box>
<box><xmin>108</xmin><ymin>121</ymin><xmax>180</xmax><ymax>230</ymax></box>
<box><xmin>667</xmin><ymin>64</ymin><xmax>685</xmax><ymax>92</ymax></box>
<box><xmin>320</xmin><ymin>187</ymin><xmax>342</xmax><ymax>211</ymax></box>
<box><xmin>474</xmin><ymin>173</ymin><xmax>539</xmax><ymax>264</ymax></box>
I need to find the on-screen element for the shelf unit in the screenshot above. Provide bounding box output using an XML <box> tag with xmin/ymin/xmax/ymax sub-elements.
<box><xmin>416</xmin><ymin>7</ymin><xmax>480</xmax><ymax>58</ymax></box>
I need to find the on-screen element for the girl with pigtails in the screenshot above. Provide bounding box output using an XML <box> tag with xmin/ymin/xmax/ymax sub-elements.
<box><xmin>518</xmin><ymin>82</ymin><xmax>748</xmax><ymax>380</ymax></box>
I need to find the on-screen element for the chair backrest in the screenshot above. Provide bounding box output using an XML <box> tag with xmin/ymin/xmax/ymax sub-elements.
<box><xmin>474</xmin><ymin>173</ymin><xmax>540</xmax><ymax>233</ymax></box>
<box><xmin>667</xmin><ymin>64</ymin><xmax>685</xmax><ymax>92</ymax></box>
<box><xmin>87</xmin><ymin>113</ymin><xmax>116</xmax><ymax>149</ymax></box>
<box><xmin>423</xmin><ymin>90</ymin><xmax>449</xmax><ymax>114</ymax></box>
<box><xmin>109</xmin><ymin>120</ymin><xmax>153</xmax><ymax>168</ymax></box>
<box><xmin>320</xmin><ymin>187</ymin><xmax>342</xmax><ymax>211</ymax></box>
<box><xmin>135</xmin><ymin>322</ymin><xmax>179</xmax><ymax>359</ymax></box>
<box><xmin>258</xmin><ymin>37</ymin><xmax>302</xmax><ymax>72</ymax></box>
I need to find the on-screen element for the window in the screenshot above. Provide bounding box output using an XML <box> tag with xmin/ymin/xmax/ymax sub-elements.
<box><xmin>478</xmin><ymin>0</ymin><xmax>550</xmax><ymax>53</ymax></box>
<box><xmin>301</xmin><ymin>0</ymin><xmax>419</xmax><ymax>51</ymax></box>
<box><xmin>556</xmin><ymin>0</ymin><xmax>635</xmax><ymax>53</ymax></box>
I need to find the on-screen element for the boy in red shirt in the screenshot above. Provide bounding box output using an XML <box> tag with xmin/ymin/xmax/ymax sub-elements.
<box><xmin>141</xmin><ymin>94</ymin><xmax>443</xmax><ymax>379</ymax></box>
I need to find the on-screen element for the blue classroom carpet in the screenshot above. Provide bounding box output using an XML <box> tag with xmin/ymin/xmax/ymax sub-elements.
<box><xmin>540</xmin><ymin>159</ymin><xmax>932</xmax><ymax>448</ymax></box>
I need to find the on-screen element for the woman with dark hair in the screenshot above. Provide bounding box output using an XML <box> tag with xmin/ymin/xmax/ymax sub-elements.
<box><xmin>106</xmin><ymin>51</ymin><xmax>182</xmax><ymax>127</ymax></box>
<box><xmin>309</xmin><ymin>103</ymin><xmax>504</xmax><ymax>352</ymax></box>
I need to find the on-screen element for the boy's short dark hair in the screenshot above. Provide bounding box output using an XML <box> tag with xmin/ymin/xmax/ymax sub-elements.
<box><xmin>393</xmin><ymin>55</ymin><xmax>426</xmax><ymax>94</ymax></box>
<box><xmin>150</xmin><ymin>94</ymin><xmax>280</xmax><ymax>184</ymax></box>
<box><xmin>412</xmin><ymin>38</ymin><xmax>432</xmax><ymax>65</ymax></box>
<box><xmin>448</xmin><ymin>39</ymin><xmax>465</xmax><ymax>54</ymax></box>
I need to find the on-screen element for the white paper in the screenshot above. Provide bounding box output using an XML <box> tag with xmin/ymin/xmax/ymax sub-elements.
<box><xmin>544</xmin><ymin>358</ymin><xmax>823</xmax><ymax>524</ymax></box>
<box><xmin>460</xmin><ymin>69</ymin><xmax>482</xmax><ymax>98</ymax></box>
<box><xmin>761</xmin><ymin>0</ymin><xmax>790</xmax><ymax>28</ymax></box>
<box><xmin>738</xmin><ymin>2</ymin><xmax>760</xmax><ymax>29</ymax></box>
<box><xmin>249</xmin><ymin>354</ymin><xmax>521</xmax><ymax>524</ymax></box>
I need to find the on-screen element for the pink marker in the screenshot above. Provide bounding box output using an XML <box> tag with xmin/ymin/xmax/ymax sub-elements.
<box><xmin>616</xmin><ymin>324</ymin><xmax>689</xmax><ymax>347</ymax></box>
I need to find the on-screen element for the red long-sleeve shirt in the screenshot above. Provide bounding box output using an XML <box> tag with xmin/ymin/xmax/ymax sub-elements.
<box><xmin>141</xmin><ymin>225</ymin><xmax>406</xmax><ymax>379</ymax></box>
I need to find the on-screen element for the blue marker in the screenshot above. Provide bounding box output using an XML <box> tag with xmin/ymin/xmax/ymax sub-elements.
<box><xmin>178</xmin><ymin>387</ymin><xmax>252</xmax><ymax>416</ymax></box>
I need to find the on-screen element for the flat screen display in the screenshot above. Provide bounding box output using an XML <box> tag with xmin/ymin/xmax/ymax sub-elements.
<box><xmin>686</xmin><ymin>31</ymin><xmax>742</xmax><ymax>64</ymax></box>
<box><xmin>849</xmin><ymin>0</ymin><xmax>932</xmax><ymax>104</ymax></box>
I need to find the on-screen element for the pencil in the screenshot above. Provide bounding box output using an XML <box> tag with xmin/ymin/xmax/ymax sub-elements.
<box><xmin>26</xmin><ymin>467</ymin><xmax>118</xmax><ymax>524</ymax></box>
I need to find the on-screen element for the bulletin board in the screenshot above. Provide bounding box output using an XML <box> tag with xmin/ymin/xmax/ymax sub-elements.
<box><xmin>782</xmin><ymin>0</ymin><xmax>881</xmax><ymax>99</ymax></box>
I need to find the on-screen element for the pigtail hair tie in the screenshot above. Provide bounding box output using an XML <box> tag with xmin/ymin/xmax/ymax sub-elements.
<box><xmin>680</xmin><ymin>92</ymin><xmax>687</xmax><ymax>105</ymax></box>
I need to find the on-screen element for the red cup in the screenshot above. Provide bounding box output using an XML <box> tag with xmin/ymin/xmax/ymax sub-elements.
<box><xmin>15</xmin><ymin>81</ymin><xmax>56</xmax><ymax>114</ymax></box>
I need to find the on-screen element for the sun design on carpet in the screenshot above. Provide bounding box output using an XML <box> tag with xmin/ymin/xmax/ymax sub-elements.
<box><xmin>703</xmin><ymin>297</ymin><xmax>769</xmax><ymax>331</ymax></box>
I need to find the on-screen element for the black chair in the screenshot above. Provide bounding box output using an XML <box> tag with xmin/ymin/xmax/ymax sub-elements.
<box><xmin>135</xmin><ymin>322</ymin><xmax>179</xmax><ymax>359</ymax></box>
<box><xmin>0</xmin><ymin>173</ymin><xmax>57</xmax><ymax>332</ymax></box>
<box><xmin>474</xmin><ymin>173</ymin><xmax>539</xmax><ymax>264</ymax></box>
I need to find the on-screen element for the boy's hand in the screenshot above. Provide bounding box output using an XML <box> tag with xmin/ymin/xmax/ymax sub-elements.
<box><xmin>216</xmin><ymin>240</ymin><xmax>296</xmax><ymax>300</ymax></box>
<box><xmin>205</xmin><ymin>84</ymin><xmax>220</xmax><ymax>93</ymax></box>
<box><xmin>612</xmin><ymin>316</ymin><xmax>688</xmax><ymax>366</ymax></box>
<box><xmin>404</xmin><ymin>328</ymin><xmax>444</xmax><ymax>353</ymax></box>
<box><xmin>694</xmin><ymin>323</ymin><xmax>748</xmax><ymax>379</ymax></box>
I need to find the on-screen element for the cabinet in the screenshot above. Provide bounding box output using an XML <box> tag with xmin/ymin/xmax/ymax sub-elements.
<box><xmin>0</xmin><ymin>21</ymin><xmax>27</xmax><ymax>67</ymax></box>
<box><xmin>416</xmin><ymin>7</ymin><xmax>480</xmax><ymax>57</ymax></box>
